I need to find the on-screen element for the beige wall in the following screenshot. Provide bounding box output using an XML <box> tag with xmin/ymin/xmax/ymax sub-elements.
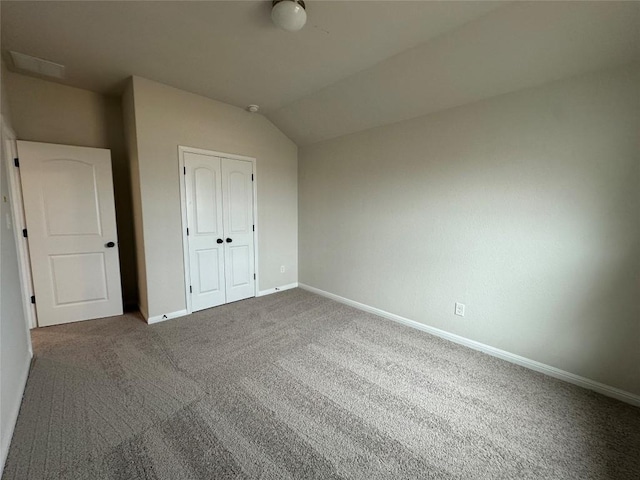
<box><xmin>3</xmin><ymin>72</ymin><xmax>137</xmax><ymax>307</ymax></box>
<box><xmin>128</xmin><ymin>76</ymin><xmax>298</xmax><ymax>318</ymax></box>
<box><xmin>299</xmin><ymin>64</ymin><xmax>640</xmax><ymax>395</ymax></box>
<box><xmin>121</xmin><ymin>82</ymin><xmax>148</xmax><ymax>317</ymax></box>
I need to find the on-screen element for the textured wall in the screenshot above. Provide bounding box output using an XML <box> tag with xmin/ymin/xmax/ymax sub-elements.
<box><xmin>299</xmin><ymin>64</ymin><xmax>640</xmax><ymax>395</ymax></box>
<box><xmin>129</xmin><ymin>77</ymin><xmax>298</xmax><ymax>318</ymax></box>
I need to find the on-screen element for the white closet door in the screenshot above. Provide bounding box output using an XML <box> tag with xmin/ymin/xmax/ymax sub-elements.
<box><xmin>221</xmin><ymin>158</ymin><xmax>255</xmax><ymax>303</ymax></box>
<box><xmin>184</xmin><ymin>152</ymin><xmax>226</xmax><ymax>311</ymax></box>
<box><xmin>18</xmin><ymin>141</ymin><xmax>123</xmax><ymax>326</ymax></box>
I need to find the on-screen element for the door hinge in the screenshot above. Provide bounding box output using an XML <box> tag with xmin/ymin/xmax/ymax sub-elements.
<box><xmin>190</xmin><ymin>285</ymin><xmax>193</xmax><ymax>293</ymax></box>
<box><xmin>14</xmin><ymin>158</ymin><xmax>19</xmax><ymax>167</ymax></box>
<box><xmin>183</xmin><ymin>166</ymin><xmax>186</xmax><ymax>175</ymax></box>
<box><xmin>30</xmin><ymin>295</ymin><xmax>35</xmax><ymax>304</ymax></box>
<box><xmin>251</xmin><ymin>174</ymin><xmax>254</xmax><ymax>181</ymax></box>
<box><xmin>186</xmin><ymin>228</ymin><xmax>189</xmax><ymax>236</ymax></box>
<box><xmin>22</xmin><ymin>229</ymin><xmax>28</xmax><ymax>238</ymax></box>
<box><xmin>252</xmin><ymin>225</ymin><xmax>255</xmax><ymax>232</ymax></box>
<box><xmin>254</xmin><ymin>273</ymin><xmax>256</xmax><ymax>280</ymax></box>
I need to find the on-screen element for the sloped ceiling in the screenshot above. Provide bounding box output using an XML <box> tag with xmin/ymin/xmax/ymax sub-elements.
<box><xmin>2</xmin><ymin>1</ymin><xmax>639</xmax><ymax>146</ymax></box>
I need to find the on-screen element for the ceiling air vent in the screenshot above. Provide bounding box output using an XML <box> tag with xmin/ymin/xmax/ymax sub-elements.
<box><xmin>9</xmin><ymin>51</ymin><xmax>65</xmax><ymax>79</ymax></box>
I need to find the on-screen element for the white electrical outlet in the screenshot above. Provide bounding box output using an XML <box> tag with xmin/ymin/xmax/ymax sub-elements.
<box><xmin>280</xmin><ymin>266</ymin><xmax>285</xmax><ymax>273</ymax></box>
<box><xmin>455</xmin><ymin>302</ymin><xmax>465</xmax><ymax>317</ymax></box>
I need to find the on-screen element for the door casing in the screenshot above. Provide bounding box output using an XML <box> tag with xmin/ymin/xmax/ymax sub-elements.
<box><xmin>1</xmin><ymin>116</ymin><xmax>37</xmax><ymax>329</ymax></box>
<box><xmin>178</xmin><ymin>146</ymin><xmax>258</xmax><ymax>314</ymax></box>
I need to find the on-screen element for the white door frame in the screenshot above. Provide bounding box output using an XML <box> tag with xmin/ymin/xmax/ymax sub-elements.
<box><xmin>177</xmin><ymin>146</ymin><xmax>258</xmax><ymax>314</ymax></box>
<box><xmin>1</xmin><ymin>115</ymin><xmax>37</xmax><ymax>329</ymax></box>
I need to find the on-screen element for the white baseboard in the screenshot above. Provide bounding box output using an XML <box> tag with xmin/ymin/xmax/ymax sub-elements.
<box><xmin>0</xmin><ymin>351</ymin><xmax>32</xmax><ymax>473</ymax></box>
<box><xmin>147</xmin><ymin>309</ymin><xmax>189</xmax><ymax>325</ymax></box>
<box><xmin>298</xmin><ymin>283</ymin><xmax>640</xmax><ymax>407</ymax></box>
<box><xmin>142</xmin><ymin>282</ymin><xmax>300</xmax><ymax>324</ymax></box>
<box><xmin>257</xmin><ymin>282</ymin><xmax>298</xmax><ymax>297</ymax></box>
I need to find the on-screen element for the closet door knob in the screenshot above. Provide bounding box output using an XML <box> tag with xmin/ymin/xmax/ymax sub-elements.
<box><xmin>216</xmin><ymin>238</ymin><xmax>223</xmax><ymax>244</ymax></box>
<box><xmin>226</xmin><ymin>238</ymin><xmax>232</xmax><ymax>243</ymax></box>
<box><xmin>106</xmin><ymin>241</ymin><xmax>115</xmax><ymax>248</ymax></box>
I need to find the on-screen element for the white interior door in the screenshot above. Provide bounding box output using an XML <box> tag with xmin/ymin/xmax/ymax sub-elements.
<box><xmin>222</xmin><ymin>158</ymin><xmax>255</xmax><ymax>303</ymax></box>
<box><xmin>184</xmin><ymin>152</ymin><xmax>226</xmax><ymax>311</ymax></box>
<box><xmin>17</xmin><ymin>141</ymin><xmax>123</xmax><ymax>327</ymax></box>
<box><xmin>181</xmin><ymin>149</ymin><xmax>256</xmax><ymax>312</ymax></box>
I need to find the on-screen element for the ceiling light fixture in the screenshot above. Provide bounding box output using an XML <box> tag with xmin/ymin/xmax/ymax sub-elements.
<box><xmin>271</xmin><ymin>0</ymin><xmax>307</xmax><ymax>32</ymax></box>
<box><xmin>247</xmin><ymin>104</ymin><xmax>260</xmax><ymax>113</ymax></box>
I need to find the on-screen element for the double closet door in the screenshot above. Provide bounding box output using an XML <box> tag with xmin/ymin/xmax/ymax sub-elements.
<box><xmin>184</xmin><ymin>151</ymin><xmax>255</xmax><ymax>312</ymax></box>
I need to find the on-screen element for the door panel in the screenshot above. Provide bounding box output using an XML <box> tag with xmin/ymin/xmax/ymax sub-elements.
<box><xmin>196</xmin><ymin>249</ymin><xmax>221</xmax><ymax>293</ymax></box>
<box><xmin>194</xmin><ymin>167</ymin><xmax>218</xmax><ymax>234</ymax></box>
<box><xmin>229</xmin><ymin>245</ymin><xmax>250</xmax><ymax>287</ymax></box>
<box><xmin>228</xmin><ymin>171</ymin><xmax>249</xmax><ymax>233</ymax></box>
<box><xmin>50</xmin><ymin>253</ymin><xmax>108</xmax><ymax>305</ymax></box>
<box><xmin>184</xmin><ymin>152</ymin><xmax>226</xmax><ymax>311</ymax></box>
<box><xmin>222</xmin><ymin>158</ymin><xmax>255</xmax><ymax>303</ymax></box>
<box><xmin>42</xmin><ymin>160</ymin><xmax>102</xmax><ymax>236</ymax></box>
<box><xmin>18</xmin><ymin>141</ymin><xmax>123</xmax><ymax>326</ymax></box>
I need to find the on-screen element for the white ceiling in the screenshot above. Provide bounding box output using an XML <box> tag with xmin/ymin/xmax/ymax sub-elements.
<box><xmin>2</xmin><ymin>1</ymin><xmax>639</xmax><ymax>146</ymax></box>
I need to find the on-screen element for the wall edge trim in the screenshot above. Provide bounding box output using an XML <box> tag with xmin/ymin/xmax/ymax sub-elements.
<box><xmin>138</xmin><ymin>304</ymin><xmax>149</xmax><ymax>322</ymax></box>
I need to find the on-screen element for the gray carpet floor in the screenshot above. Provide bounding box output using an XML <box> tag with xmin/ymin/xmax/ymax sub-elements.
<box><xmin>3</xmin><ymin>288</ymin><xmax>639</xmax><ymax>479</ymax></box>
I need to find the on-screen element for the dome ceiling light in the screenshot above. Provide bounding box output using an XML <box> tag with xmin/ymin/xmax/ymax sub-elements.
<box><xmin>271</xmin><ymin>0</ymin><xmax>307</xmax><ymax>32</ymax></box>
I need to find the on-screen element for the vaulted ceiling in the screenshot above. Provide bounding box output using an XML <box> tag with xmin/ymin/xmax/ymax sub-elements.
<box><xmin>2</xmin><ymin>1</ymin><xmax>639</xmax><ymax>146</ymax></box>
